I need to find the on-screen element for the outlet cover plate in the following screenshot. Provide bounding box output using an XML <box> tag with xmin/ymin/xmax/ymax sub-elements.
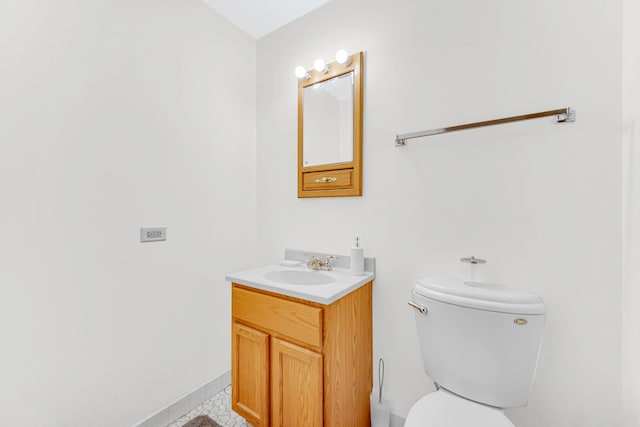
<box><xmin>141</xmin><ymin>227</ymin><xmax>167</xmax><ymax>243</ymax></box>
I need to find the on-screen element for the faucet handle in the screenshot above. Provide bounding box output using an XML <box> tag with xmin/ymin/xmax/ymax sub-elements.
<box><xmin>323</xmin><ymin>255</ymin><xmax>337</xmax><ymax>270</ymax></box>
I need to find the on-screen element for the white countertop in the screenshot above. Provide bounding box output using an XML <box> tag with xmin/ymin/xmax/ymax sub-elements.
<box><xmin>226</xmin><ymin>264</ymin><xmax>375</xmax><ymax>305</ymax></box>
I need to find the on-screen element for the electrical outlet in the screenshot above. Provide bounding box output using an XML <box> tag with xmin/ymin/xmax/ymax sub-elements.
<box><xmin>140</xmin><ymin>227</ymin><xmax>167</xmax><ymax>243</ymax></box>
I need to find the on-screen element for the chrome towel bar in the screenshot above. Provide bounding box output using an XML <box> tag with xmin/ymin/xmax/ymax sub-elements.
<box><xmin>395</xmin><ymin>107</ymin><xmax>576</xmax><ymax>146</ymax></box>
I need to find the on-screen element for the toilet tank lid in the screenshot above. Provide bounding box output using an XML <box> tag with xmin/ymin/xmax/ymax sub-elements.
<box><xmin>414</xmin><ymin>277</ymin><xmax>546</xmax><ymax>315</ymax></box>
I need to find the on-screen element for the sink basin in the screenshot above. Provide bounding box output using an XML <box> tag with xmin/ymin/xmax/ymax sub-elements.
<box><xmin>264</xmin><ymin>270</ymin><xmax>336</xmax><ymax>285</ymax></box>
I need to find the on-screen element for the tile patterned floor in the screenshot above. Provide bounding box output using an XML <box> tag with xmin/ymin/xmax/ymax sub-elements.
<box><xmin>167</xmin><ymin>385</ymin><xmax>252</xmax><ymax>427</ymax></box>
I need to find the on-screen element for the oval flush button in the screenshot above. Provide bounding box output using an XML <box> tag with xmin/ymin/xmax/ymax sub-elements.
<box><xmin>514</xmin><ymin>318</ymin><xmax>528</xmax><ymax>326</ymax></box>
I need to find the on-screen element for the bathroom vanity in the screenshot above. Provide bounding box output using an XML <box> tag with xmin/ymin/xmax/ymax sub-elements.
<box><xmin>227</xmin><ymin>256</ymin><xmax>374</xmax><ymax>427</ymax></box>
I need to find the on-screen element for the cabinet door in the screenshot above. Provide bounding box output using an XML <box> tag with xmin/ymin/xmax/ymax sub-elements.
<box><xmin>271</xmin><ymin>337</ymin><xmax>323</xmax><ymax>427</ymax></box>
<box><xmin>232</xmin><ymin>321</ymin><xmax>269</xmax><ymax>427</ymax></box>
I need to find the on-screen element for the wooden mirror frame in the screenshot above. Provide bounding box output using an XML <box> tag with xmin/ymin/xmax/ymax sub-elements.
<box><xmin>298</xmin><ymin>51</ymin><xmax>363</xmax><ymax>198</ymax></box>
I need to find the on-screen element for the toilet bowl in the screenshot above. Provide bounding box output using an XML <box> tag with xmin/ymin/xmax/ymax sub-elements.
<box><xmin>406</xmin><ymin>277</ymin><xmax>546</xmax><ymax>426</ymax></box>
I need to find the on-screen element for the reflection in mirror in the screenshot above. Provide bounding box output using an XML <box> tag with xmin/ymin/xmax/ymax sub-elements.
<box><xmin>303</xmin><ymin>72</ymin><xmax>354</xmax><ymax>167</ymax></box>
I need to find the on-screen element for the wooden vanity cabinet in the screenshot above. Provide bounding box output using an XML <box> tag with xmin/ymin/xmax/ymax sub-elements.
<box><xmin>231</xmin><ymin>282</ymin><xmax>373</xmax><ymax>427</ymax></box>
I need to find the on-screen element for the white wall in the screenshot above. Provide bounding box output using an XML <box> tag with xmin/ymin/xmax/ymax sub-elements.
<box><xmin>622</xmin><ymin>0</ymin><xmax>640</xmax><ymax>425</ymax></box>
<box><xmin>256</xmin><ymin>1</ymin><xmax>622</xmax><ymax>426</ymax></box>
<box><xmin>0</xmin><ymin>1</ymin><xmax>256</xmax><ymax>426</ymax></box>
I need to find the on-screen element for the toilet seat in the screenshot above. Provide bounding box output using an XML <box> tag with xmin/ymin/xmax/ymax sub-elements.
<box><xmin>404</xmin><ymin>389</ymin><xmax>515</xmax><ymax>427</ymax></box>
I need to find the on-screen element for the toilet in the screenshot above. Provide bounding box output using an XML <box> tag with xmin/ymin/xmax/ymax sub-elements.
<box><xmin>405</xmin><ymin>277</ymin><xmax>546</xmax><ymax>427</ymax></box>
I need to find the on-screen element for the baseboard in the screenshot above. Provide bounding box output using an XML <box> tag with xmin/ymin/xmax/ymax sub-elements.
<box><xmin>390</xmin><ymin>411</ymin><xmax>406</xmax><ymax>427</ymax></box>
<box><xmin>133</xmin><ymin>370</ymin><xmax>231</xmax><ymax>427</ymax></box>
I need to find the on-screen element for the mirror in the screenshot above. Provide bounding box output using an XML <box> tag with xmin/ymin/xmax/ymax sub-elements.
<box><xmin>298</xmin><ymin>52</ymin><xmax>363</xmax><ymax>198</ymax></box>
<box><xmin>303</xmin><ymin>72</ymin><xmax>354</xmax><ymax>167</ymax></box>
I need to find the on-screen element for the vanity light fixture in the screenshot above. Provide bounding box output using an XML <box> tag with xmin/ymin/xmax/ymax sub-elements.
<box><xmin>335</xmin><ymin>49</ymin><xmax>352</xmax><ymax>66</ymax></box>
<box><xmin>314</xmin><ymin>58</ymin><xmax>329</xmax><ymax>74</ymax></box>
<box><xmin>295</xmin><ymin>50</ymin><xmax>354</xmax><ymax>80</ymax></box>
<box><xmin>295</xmin><ymin>65</ymin><xmax>310</xmax><ymax>81</ymax></box>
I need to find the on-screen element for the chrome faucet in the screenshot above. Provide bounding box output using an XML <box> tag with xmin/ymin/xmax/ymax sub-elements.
<box><xmin>306</xmin><ymin>255</ymin><xmax>337</xmax><ymax>271</ymax></box>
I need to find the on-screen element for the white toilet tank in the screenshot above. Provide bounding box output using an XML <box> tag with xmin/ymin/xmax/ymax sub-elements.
<box><xmin>411</xmin><ymin>277</ymin><xmax>546</xmax><ymax>409</ymax></box>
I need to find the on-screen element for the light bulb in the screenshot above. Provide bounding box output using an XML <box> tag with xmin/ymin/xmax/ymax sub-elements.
<box><xmin>335</xmin><ymin>49</ymin><xmax>351</xmax><ymax>66</ymax></box>
<box><xmin>294</xmin><ymin>65</ymin><xmax>309</xmax><ymax>80</ymax></box>
<box><xmin>314</xmin><ymin>58</ymin><xmax>328</xmax><ymax>73</ymax></box>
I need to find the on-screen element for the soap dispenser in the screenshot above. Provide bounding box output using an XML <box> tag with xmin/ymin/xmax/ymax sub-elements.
<box><xmin>350</xmin><ymin>237</ymin><xmax>365</xmax><ymax>275</ymax></box>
